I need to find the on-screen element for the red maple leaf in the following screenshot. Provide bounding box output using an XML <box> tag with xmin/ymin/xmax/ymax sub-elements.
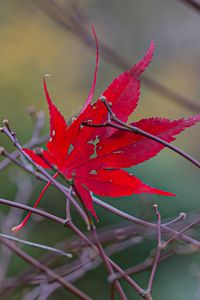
<box><xmin>13</xmin><ymin>34</ymin><xmax>200</xmax><ymax>231</ymax></box>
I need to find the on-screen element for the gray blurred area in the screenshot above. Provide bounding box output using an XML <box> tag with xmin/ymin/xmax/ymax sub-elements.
<box><xmin>0</xmin><ymin>1</ymin><xmax>200</xmax><ymax>299</ymax></box>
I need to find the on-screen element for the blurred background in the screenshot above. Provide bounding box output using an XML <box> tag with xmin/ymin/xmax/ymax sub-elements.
<box><xmin>0</xmin><ymin>0</ymin><xmax>200</xmax><ymax>299</ymax></box>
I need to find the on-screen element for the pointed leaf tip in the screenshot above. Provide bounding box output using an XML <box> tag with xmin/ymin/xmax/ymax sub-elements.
<box><xmin>81</xmin><ymin>25</ymin><xmax>99</xmax><ymax>113</ymax></box>
<box><xmin>74</xmin><ymin>180</ymin><xmax>98</xmax><ymax>220</ymax></box>
<box><xmin>43</xmin><ymin>77</ymin><xmax>51</xmax><ymax>107</ymax></box>
<box><xmin>132</xmin><ymin>40</ymin><xmax>155</xmax><ymax>77</ymax></box>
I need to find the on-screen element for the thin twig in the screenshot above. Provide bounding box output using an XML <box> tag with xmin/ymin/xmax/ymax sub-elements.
<box><xmin>0</xmin><ymin>134</ymin><xmax>48</xmax><ymax>170</ymax></box>
<box><xmin>66</xmin><ymin>186</ymin><xmax>72</xmax><ymax>221</ymax></box>
<box><xmin>0</xmin><ymin>233</ymin><xmax>72</xmax><ymax>258</ymax></box>
<box><xmin>1</xmin><ymin>125</ymin><xmax>89</xmax><ymax>226</ymax></box>
<box><xmin>0</xmin><ymin>198</ymin><xmax>66</xmax><ymax>225</ymax></box>
<box><xmin>68</xmin><ymin>221</ymin><xmax>152</xmax><ymax>300</ymax></box>
<box><xmin>0</xmin><ymin>109</ymin><xmax>48</xmax><ymax>171</ymax></box>
<box><xmin>0</xmin><ymin>174</ymin><xmax>33</xmax><ymax>284</ymax></box>
<box><xmin>0</xmin><ymin>226</ymin><xmax>142</xmax><ymax>299</ymax></box>
<box><xmin>0</xmin><ymin>238</ymin><xmax>92</xmax><ymax>300</ymax></box>
<box><xmin>146</xmin><ymin>205</ymin><xmax>162</xmax><ymax>295</ymax></box>
<box><xmin>1</xmin><ymin>193</ymin><xmax>200</xmax><ymax>299</ymax></box>
<box><xmin>85</xmin><ymin>97</ymin><xmax>200</xmax><ymax>170</ymax></box>
<box><xmin>90</xmin><ymin>225</ymin><xmax>127</xmax><ymax>300</ymax></box>
<box><xmin>164</xmin><ymin>212</ymin><xmax>187</xmax><ymax>226</ymax></box>
<box><xmin>3</xmin><ymin>144</ymin><xmax>200</xmax><ymax>251</ymax></box>
<box><xmin>92</xmin><ymin>195</ymin><xmax>200</xmax><ymax>248</ymax></box>
<box><xmin>1</xmin><ymin>120</ymin><xmax>200</xmax><ymax>299</ymax></box>
<box><xmin>108</xmin><ymin>250</ymin><xmax>175</xmax><ymax>282</ymax></box>
<box><xmin>162</xmin><ymin>215</ymin><xmax>200</xmax><ymax>248</ymax></box>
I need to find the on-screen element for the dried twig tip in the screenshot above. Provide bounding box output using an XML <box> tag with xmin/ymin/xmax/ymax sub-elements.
<box><xmin>3</xmin><ymin>119</ymin><xmax>9</xmax><ymax>125</ymax></box>
<box><xmin>99</xmin><ymin>96</ymin><xmax>107</xmax><ymax>102</ymax></box>
<box><xmin>179</xmin><ymin>212</ymin><xmax>187</xmax><ymax>220</ymax></box>
<box><xmin>3</xmin><ymin>119</ymin><xmax>11</xmax><ymax>132</ymax></box>
<box><xmin>153</xmin><ymin>204</ymin><xmax>159</xmax><ymax>215</ymax></box>
<box><xmin>0</xmin><ymin>147</ymin><xmax>5</xmax><ymax>155</ymax></box>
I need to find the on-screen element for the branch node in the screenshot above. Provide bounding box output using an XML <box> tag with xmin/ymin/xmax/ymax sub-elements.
<box><xmin>11</xmin><ymin>131</ymin><xmax>18</xmax><ymax>146</ymax></box>
<box><xmin>140</xmin><ymin>289</ymin><xmax>150</xmax><ymax>298</ymax></box>
<box><xmin>63</xmin><ymin>218</ymin><xmax>71</xmax><ymax>227</ymax></box>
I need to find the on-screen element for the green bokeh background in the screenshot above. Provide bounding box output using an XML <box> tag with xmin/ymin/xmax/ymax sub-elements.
<box><xmin>0</xmin><ymin>1</ymin><xmax>200</xmax><ymax>299</ymax></box>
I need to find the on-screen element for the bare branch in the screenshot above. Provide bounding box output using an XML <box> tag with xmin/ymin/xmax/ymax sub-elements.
<box><xmin>0</xmin><ymin>238</ymin><xmax>92</xmax><ymax>300</ymax></box>
<box><xmin>0</xmin><ymin>233</ymin><xmax>72</xmax><ymax>258</ymax></box>
<box><xmin>34</xmin><ymin>0</ymin><xmax>200</xmax><ymax>112</ymax></box>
